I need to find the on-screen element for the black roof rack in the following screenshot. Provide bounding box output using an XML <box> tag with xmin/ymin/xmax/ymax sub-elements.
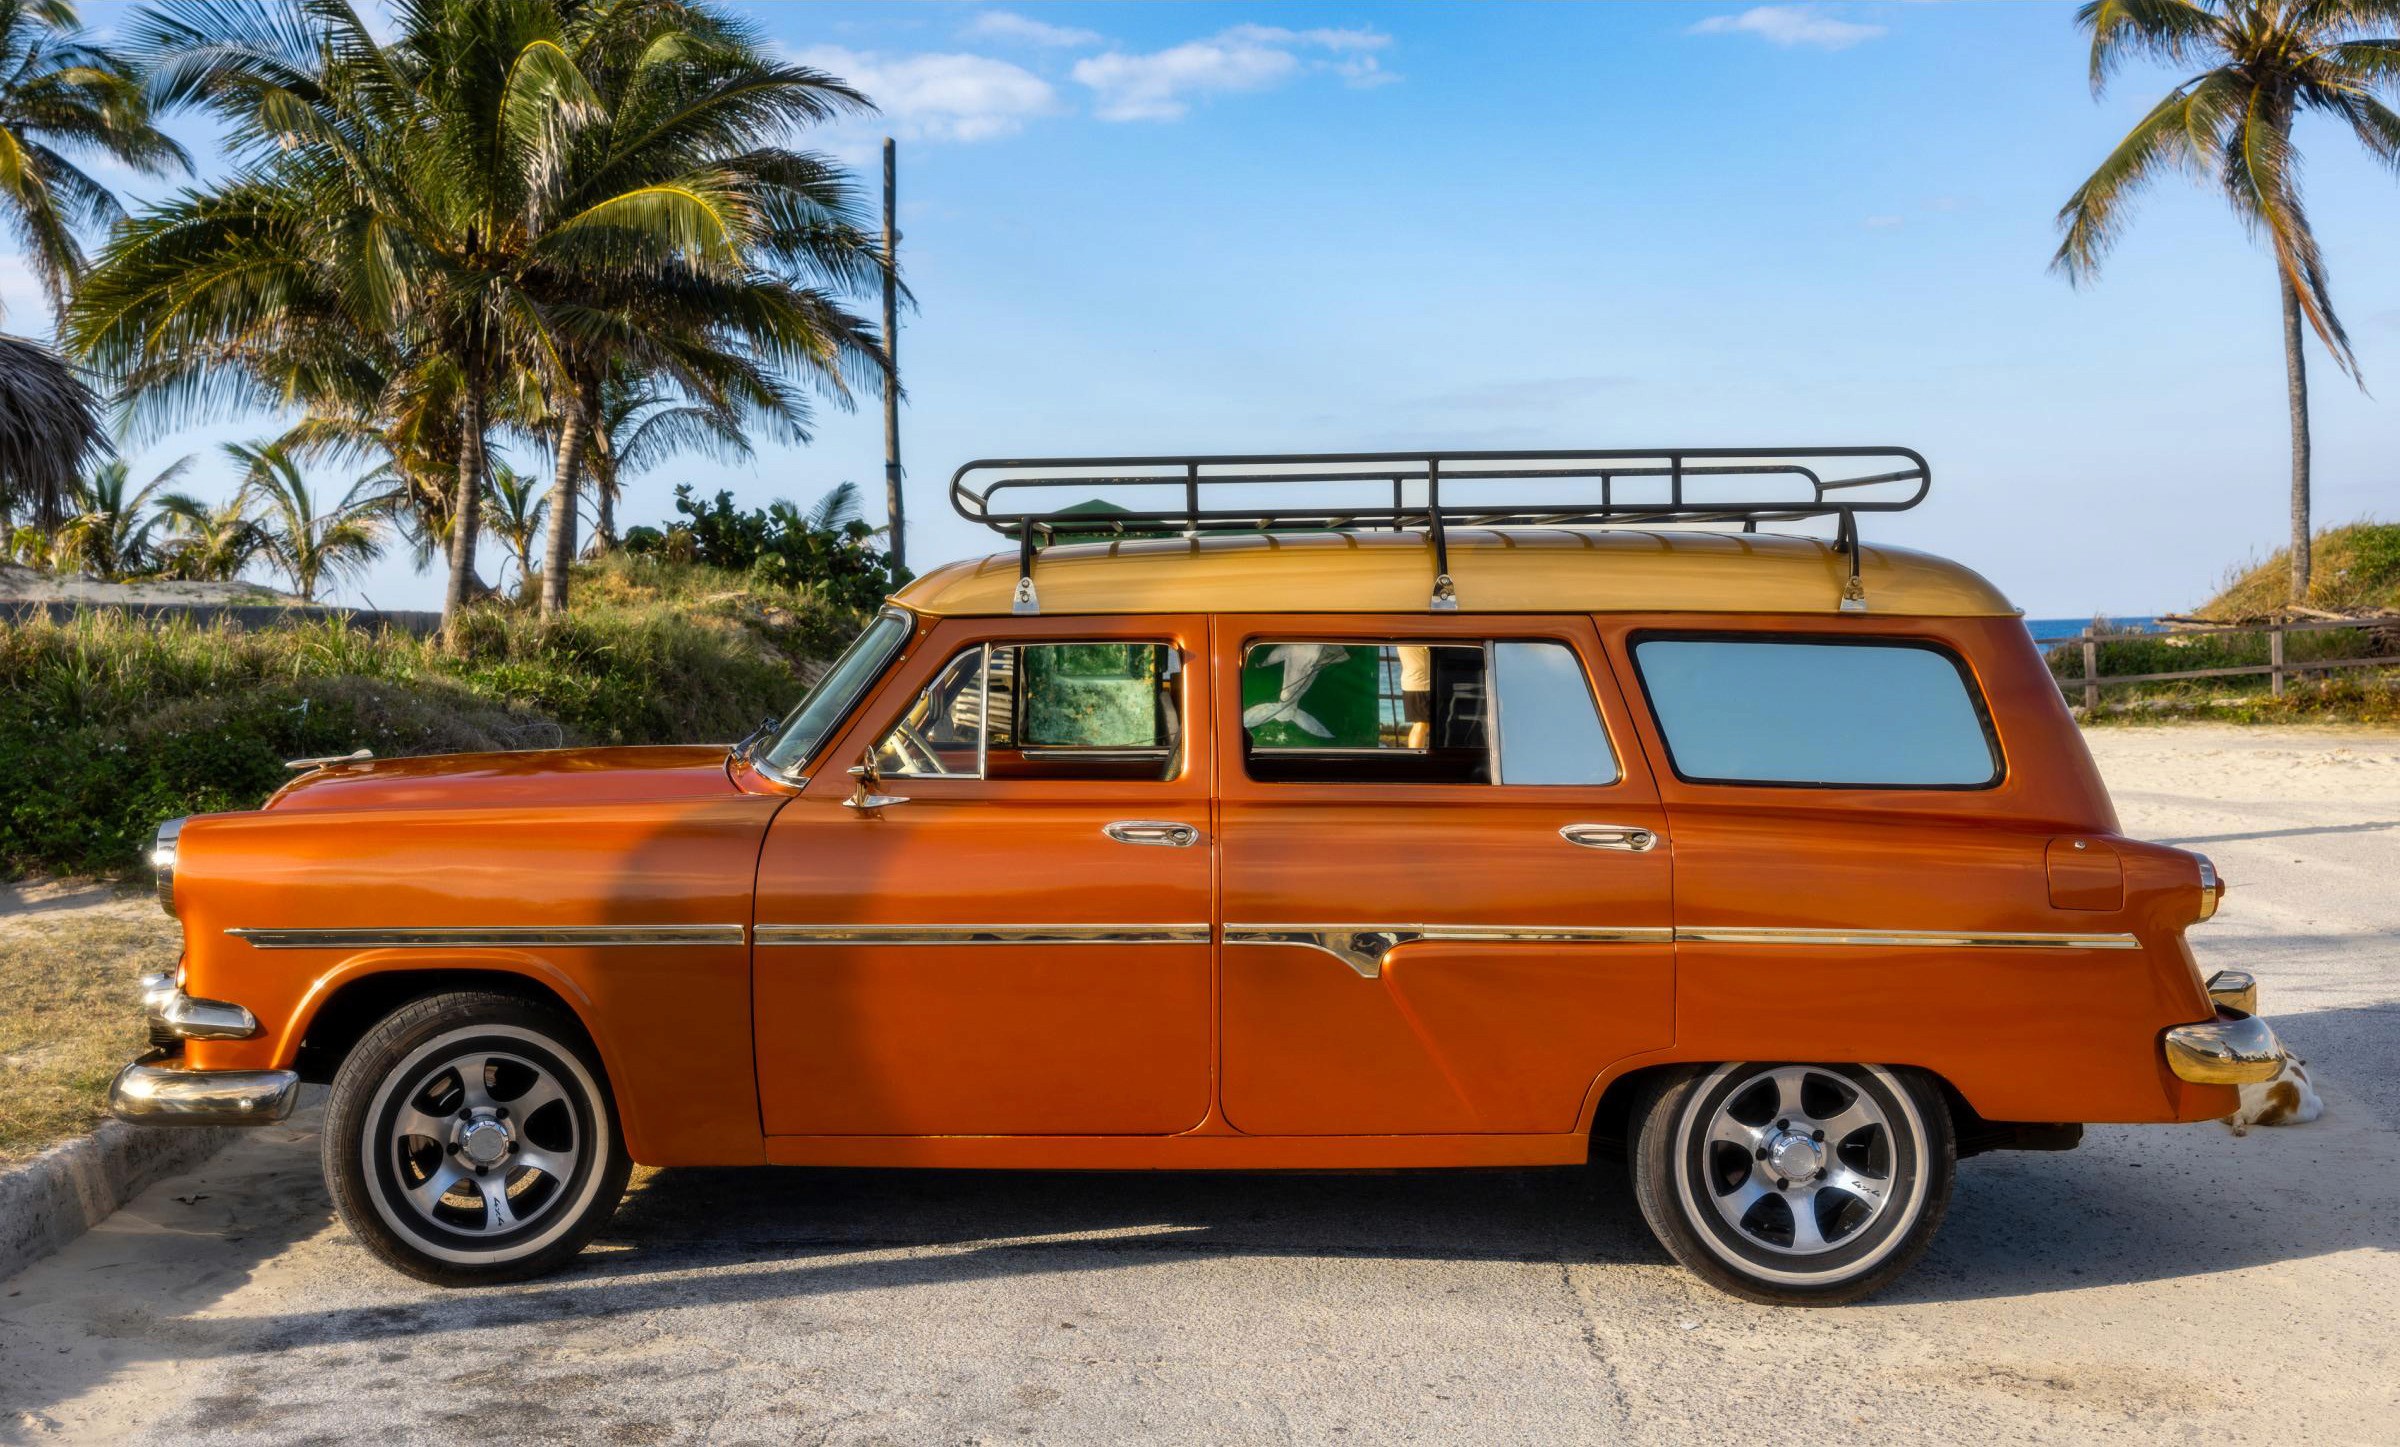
<box><xmin>949</xmin><ymin>447</ymin><xmax>1930</xmax><ymax>615</ymax></box>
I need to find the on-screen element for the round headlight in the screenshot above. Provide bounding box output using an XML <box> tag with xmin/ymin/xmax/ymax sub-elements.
<box><xmin>151</xmin><ymin>817</ymin><xmax>186</xmax><ymax>916</ymax></box>
<box><xmin>2193</xmin><ymin>852</ymin><xmax>2222</xmax><ymax>923</ymax></box>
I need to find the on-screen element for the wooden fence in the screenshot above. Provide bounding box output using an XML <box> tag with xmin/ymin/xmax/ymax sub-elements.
<box><xmin>2055</xmin><ymin>616</ymin><xmax>2400</xmax><ymax>711</ymax></box>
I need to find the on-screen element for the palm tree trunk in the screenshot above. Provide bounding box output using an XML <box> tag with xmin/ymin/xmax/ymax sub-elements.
<box><xmin>2280</xmin><ymin>270</ymin><xmax>2312</xmax><ymax>604</ymax></box>
<box><xmin>442</xmin><ymin>379</ymin><xmax>487</xmax><ymax>648</ymax></box>
<box><xmin>539</xmin><ymin>387</ymin><xmax>586</xmax><ymax>614</ymax></box>
<box><xmin>591</xmin><ymin>434</ymin><xmax>616</xmax><ymax>556</ymax></box>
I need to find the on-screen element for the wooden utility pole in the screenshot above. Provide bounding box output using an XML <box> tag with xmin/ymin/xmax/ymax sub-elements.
<box><xmin>881</xmin><ymin>137</ymin><xmax>905</xmax><ymax>573</ymax></box>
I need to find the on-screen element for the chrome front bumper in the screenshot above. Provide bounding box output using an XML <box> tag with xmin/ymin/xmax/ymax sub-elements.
<box><xmin>2163</xmin><ymin>971</ymin><xmax>2285</xmax><ymax>1086</ymax></box>
<box><xmin>109</xmin><ymin>1050</ymin><xmax>300</xmax><ymax>1126</ymax></box>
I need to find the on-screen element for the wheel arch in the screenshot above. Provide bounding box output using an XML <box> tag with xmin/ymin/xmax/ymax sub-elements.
<box><xmin>292</xmin><ymin>966</ymin><xmax>604</xmax><ymax>1089</ymax></box>
<box><xmin>1583</xmin><ymin>1057</ymin><xmax>2072</xmax><ymax>1162</ymax></box>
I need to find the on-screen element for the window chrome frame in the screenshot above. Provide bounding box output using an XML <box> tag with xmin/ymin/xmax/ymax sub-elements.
<box><xmin>751</xmin><ymin>605</ymin><xmax>916</xmax><ymax>788</ymax></box>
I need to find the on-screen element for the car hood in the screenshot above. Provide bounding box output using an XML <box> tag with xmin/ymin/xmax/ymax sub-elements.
<box><xmin>264</xmin><ymin>745</ymin><xmax>744</xmax><ymax>812</ymax></box>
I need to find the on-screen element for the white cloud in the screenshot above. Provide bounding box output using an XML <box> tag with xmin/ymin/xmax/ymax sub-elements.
<box><xmin>1689</xmin><ymin>6</ymin><xmax>1886</xmax><ymax>50</ymax></box>
<box><xmin>964</xmin><ymin>11</ymin><xmax>1104</xmax><ymax>48</ymax></box>
<box><xmin>1072</xmin><ymin>24</ymin><xmax>1396</xmax><ymax>122</ymax></box>
<box><xmin>792</xmin><ymin>46</ymin><xmax>1060</xmax><ymax>142</ymax></box>
<box><xmin>1861</xmin><ymin>214</ymin><xmax>1905</xmax><ymax>230</ymax></box>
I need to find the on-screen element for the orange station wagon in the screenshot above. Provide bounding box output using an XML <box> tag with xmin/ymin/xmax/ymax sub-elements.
<box><xmin>110</xmin><ymin>449</ymin><xmax>2284</xmax><ymax>1304</ymax></box>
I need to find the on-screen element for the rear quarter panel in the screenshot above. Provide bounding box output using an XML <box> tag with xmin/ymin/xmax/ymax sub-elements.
<box><xmin>1592</xmin><ymin>613</ymin><xmax>2236</xmax><ymax>1125</ymax></box>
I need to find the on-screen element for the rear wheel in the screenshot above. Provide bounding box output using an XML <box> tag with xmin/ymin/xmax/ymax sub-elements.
<box><xmin>323</xmin><ymin>991</ymin><xmax>630</xmax><ymax>1286</ymax></box>
<box><xmin>1629</xmin><ymin>1062</ymin><xmax>1953</xmax><ymax>1305</ymax></box>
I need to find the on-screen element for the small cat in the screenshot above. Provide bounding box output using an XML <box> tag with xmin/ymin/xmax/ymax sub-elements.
<box><xmin>2224</xmin><ymin>1055</ymin><xmax>2324</xmax><ymax>1135</ymax></box>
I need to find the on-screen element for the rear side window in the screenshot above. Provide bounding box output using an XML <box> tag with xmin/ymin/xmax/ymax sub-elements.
<box><xmin>1241</xmin><ymin>639</ymin><xmax>1618</xmax><ymax>786</ymax></box>
<box><xmin>1631</xmin><ymin>637</ymin><xmax>2000</xmax><ymax>788</ymax></box>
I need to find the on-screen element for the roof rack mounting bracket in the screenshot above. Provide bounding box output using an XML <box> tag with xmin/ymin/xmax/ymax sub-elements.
<box><xmin>1012</xmin><ymin>527</ymin><xmax>1041</xmax><ymax>616</ymax></box>
<box><xmin>1834</xmin><ymin>509</ymin><xmax>1867</xmax><ymax>613</ymax></box>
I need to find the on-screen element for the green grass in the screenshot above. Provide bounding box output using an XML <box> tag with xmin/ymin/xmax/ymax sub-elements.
<box><xmin>2046</xmin><ymin>522</ymin><xmax>2400</xmax><ymax>724</ymax></box>
<box><xmin>0</xmin><ymin>556</ymin><xmax>867</xmax><ymax>877</ymax></box>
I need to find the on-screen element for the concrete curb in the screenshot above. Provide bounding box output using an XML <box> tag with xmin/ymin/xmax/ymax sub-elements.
<box><xmin>0</xmin><ymin>1121</ymin><xmax>235</xmax><ymax>1281</ymax></box>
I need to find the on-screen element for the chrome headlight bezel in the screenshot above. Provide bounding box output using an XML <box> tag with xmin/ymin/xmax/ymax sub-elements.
<box><xmin>151</xmin><ymin>817</ymin><xmax>186</xmax><ymax>917</ymax></box>
<box><xmin>2193</xmin><ymin>852</ymin><xmax>2222</xmax><ymax>923</ymax></box>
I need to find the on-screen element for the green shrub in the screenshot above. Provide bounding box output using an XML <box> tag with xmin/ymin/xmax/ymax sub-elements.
<box><xmin>0</xmin><ymin>561</ymin><xmax>869</xmax><ymax>877</ymax></box>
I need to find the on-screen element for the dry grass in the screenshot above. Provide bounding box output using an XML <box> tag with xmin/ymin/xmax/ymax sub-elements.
<box><xmin>2198</xmin><ymin>521</ymin><xmax>2400</xmax><ymax>620</ymax></box>
<box><xmin>0</xmin><ymin>890</ymin><xmax>179</xmax><ymax>1163</ymax></box>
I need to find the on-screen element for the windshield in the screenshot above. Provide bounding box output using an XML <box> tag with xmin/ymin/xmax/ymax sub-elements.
<box><xmin>757</xmin><ymin>609</ymin><xmax>912</xmax><ymax>777</ymax></box>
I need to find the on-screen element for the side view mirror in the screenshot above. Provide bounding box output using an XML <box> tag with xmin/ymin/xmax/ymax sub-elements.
<box><xmin>844</xmin><ymin>745</ymin><xmax>909</xmax><ymax>811</ymax></box>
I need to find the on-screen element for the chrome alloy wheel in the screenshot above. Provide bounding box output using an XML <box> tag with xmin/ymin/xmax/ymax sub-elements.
<box><xmin>1692</xmin><ymin>1065</ymin><xmax>1900</xmax><ymax>1256</ymax></box>
<box><xmin>362</xmin><ymin>1025</ymin><xmax>601</xmax><ymax>1259</ymax></box>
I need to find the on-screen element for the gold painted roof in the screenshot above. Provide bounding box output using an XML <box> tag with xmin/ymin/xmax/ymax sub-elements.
<box><xmin>893</xmin><ymin>529</ymin><xmax>2015</xmax><ymax>618</ymax></box>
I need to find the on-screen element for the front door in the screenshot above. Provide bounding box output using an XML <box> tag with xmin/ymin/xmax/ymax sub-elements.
<box><xmin>754</xmin><ymin>614</ymin><xmax>1215</xmax><ymax>1136</ymax></box>
<box><xmin>1215</xmin><ymin>614</ymin><xmax>1677</xmax><ymax>1135</ymax></box>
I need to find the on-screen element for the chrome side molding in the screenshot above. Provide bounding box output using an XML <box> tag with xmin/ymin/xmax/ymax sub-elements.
<box><xmin>1674</xmin><ymin>927</ymin><xmax>2141</xmax><ymax>951</ymax></box>
<box><xmin>227</xmin><ymin>925</ymin><xmax>747</xmax><ymax>949</ymax></box>
<box><xmin>757</xmin><ymin>924</ymin><xmax>1209</xmax><ymax>946</ymax></box>
<box><xmin>1560</xmin><ymin>823</ymin><xmax>1659</xmax><ymax>852</ymax></box>
<box><xmin>1226</xmin><ymin>924</ymin><xmax>1675</xmax><ymax>979</ymax></box>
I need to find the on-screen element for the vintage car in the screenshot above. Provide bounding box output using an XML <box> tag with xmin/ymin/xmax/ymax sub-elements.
<box><xmin>110</xmin><ymin>448</ymin><xmax>2282</xmax><ymax>1304</ymax></box>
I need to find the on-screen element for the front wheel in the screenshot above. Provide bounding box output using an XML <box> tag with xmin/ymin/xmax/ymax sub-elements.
<box><xmin>324</xmin><ymin>991</ymin><xmax>631</xmax><ymax>1286</ymax></box>
<box><xmin>1629</xmin><ymin>1062</ymin><xmax>1953</xmax><ymax>1306</ymax></box>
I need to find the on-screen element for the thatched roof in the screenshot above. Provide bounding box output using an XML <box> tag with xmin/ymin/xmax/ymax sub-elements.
<box><xmin>0</xmin><ymin>334</ymin><xmax>107</xmax><ymax>529</ymax></box>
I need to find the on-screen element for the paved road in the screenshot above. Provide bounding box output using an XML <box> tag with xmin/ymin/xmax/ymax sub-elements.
<box><xmin>5</xmin><ymin>725</ymin><xmax>2397</xmax><ymax>1445</ymax></box>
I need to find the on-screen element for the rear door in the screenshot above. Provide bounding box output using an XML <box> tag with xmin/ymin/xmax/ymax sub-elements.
<box><xmin>1214</xmin><ymin>613</ymin><xmax>1676</xmax><ymax>1135</ymax></box>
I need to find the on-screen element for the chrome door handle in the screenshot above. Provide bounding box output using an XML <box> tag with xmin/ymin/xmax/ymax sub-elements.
<box><xmin>1105</xmin><ymin>820</ymin><xmax>1201</xmax><ymax>848</ymax></box>
<box><xmin>1561</xmin><ymin>823</ymin><xmax>1659</xmax><ymax>853</ymax></box>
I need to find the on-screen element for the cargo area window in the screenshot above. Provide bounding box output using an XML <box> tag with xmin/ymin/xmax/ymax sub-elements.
<box><xmin>874</xmin><ymin>642</ymin><xmax>1181</xmax><ymax>782</ymax></box>
<box><xmin>1241</xmin><ymin>640</ymin><xmax>1618</xmax><ymax>786</ymax></box>
<box><xmin>1631</xmin><ymin>636</ymin><xmax>2001</xmax><ymax>788</ymax></box>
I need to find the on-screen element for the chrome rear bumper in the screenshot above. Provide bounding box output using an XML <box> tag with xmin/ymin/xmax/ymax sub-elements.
<box><xmin>109</xmin><ymin>1051</ymin><xmax>299</xmax><ymax>1126</ymax></box>
<box><xmin>2163</xmin><ymin>977</ymin><xmax>2285</xmax><ymax>1088</ymax></box>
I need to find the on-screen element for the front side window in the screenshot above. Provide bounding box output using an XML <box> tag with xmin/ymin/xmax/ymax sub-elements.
<box><xmin>875</xmin><ymin>641</ymin><xmax>1181</xmax><ymax>782</ymax></box>
<box><xmin>1632</xmin><ymin>636</ymin><xmax>2001</xmax><ymax>788</ymax></box>
<box><xmin>1241</xmin><ymin>639</ymin><xmax>1618</xmax><ymax>786</ymax></box>
<box><xmin>759</xmin><ymin>609</ymin><xmax>912</xmax><ymax>775</ymax></box>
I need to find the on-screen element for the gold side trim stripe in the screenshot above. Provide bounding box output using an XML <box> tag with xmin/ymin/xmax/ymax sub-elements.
<box><xmin>1226</xmin><ymin>925</ymin><xmax>1674</xmax><ymax>979</ymax></box>
<box><xmin>1674</xmin><ymin>927</ymin><xmax>2141</xmax><ymax>951</ymax></box>
<box><xmin>227</xmin><ymin>926</ymin><xmax>746</xmax><ymax>950</ymax></box>
<box><xmin>755</xmin><ymin>924</ymin><xmax>1211</xmax><ymax>946</ymax></box>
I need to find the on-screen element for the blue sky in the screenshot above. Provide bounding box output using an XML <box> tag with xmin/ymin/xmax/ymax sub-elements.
<box><xmin>25</xmin><ymin>1</ymin><xmax>2400</xmax><ymax>617</ymax></box>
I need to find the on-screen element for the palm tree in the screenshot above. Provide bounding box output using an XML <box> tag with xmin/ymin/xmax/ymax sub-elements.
<box><xmin>0</xmin><ymin>331</ymin><xmax>104</xmax><ymax>527</ymax></box>
<box><xmin>0</xmin><ymin>0</ymin><xmax>185</xmax><ymax>325</ymax></box>
<box><xmin>226</xmin><ymin>439</ymin><xmax>389</xmax><ymax>604</ymax></box>
<box><xmin>2054</xmin><ymin>0</ymin><xmax>2400</xmax><ymax>602</ymax></box>
<box><xmin>581</xmin><ymin>368</ymin><xmax>751</xmax><ymax>556</ymax></box>
<box><xmin>52</xmin><ymin>453</ymin><xmax>187</xmax><ymax>579</ymax></box>
<box><xmin>481</xmin><ymin>460</ymin><xmax>547</xmax><ymax>598</ymax></box>
<box><xmin>150</xmin><ymin>489</ymin><xmax>263</xmax><ymax>582</ymax></box>
<box><xmin>77</xmin><ymin>0</ymin><xmax>890</xmax><ymax>646</ymax></box>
